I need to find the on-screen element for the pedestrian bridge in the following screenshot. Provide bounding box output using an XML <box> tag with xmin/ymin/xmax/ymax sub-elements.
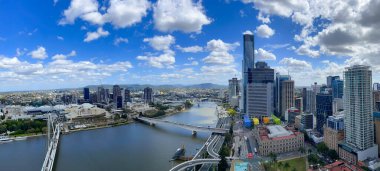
<box><xmin>136</xmin><ymin>117</ymin><xmax>228</xmax><ymax>134</ymax></box>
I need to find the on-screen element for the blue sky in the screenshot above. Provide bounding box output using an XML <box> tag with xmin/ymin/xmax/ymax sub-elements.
<box><xmin>0</xmin><ymin>0</ymin><xmax>379</xmax><ymax>91</ymax></box>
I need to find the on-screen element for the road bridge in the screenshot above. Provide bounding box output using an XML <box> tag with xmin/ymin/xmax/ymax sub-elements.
<box><xmin>136</xmin><ymin>117</ymin><xmax>228</xmax><ymax>134</ymax></box>
<box><xmin>41</xmin><ymin>115</ymin><xmax>62</xmax><ymax>171</ymax></box>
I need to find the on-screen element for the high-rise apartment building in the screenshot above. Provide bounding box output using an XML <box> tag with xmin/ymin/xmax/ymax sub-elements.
<box><xmin>143</xmin><ymin>87</ymin><xmax>153</xmax><ymax>104</ymax></box>
<box><xmin>246</xmin><ymin>62</ymin><xmax>274</xmax><ymax>118</ymax></box>
<box><xmin>339</xmin><ymin>65</ymin><xmax>378</xmax><ymax>164</ymax></box>
<box><xmin>242</xmin><ymin>32</ymin><xmax>255</xmax><ymax>114</ymax></box>
<box><xmin>280</xmin><ymin>80</ymin><xmax>294</xmax><ymax>118</ymax></box>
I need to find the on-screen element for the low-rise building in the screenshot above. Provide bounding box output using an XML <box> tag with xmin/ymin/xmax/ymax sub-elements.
<box><xmin>254</xmin><ymin>125</ymin><xmax>304</xmax><ymax>156</ymax></box>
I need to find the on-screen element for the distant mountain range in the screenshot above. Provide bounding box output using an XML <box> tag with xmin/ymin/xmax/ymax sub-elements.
<box><xmin>84</xmin><ymin>83</ymin><xmax>227</xmax><ymax>90</ymax></box>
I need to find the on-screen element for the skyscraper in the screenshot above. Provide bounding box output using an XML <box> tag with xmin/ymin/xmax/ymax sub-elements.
<box><xmin>83</xmin><ymin>87</ymin><xmax>90</xmax><ymax>101</ymax></box>
<box><xmin>242</xmin><ymin>32</ymin><xmax>255</xmax><ymax>114</ymax></box>
<box><xmin>339</xmin><ymin>65</ymin><xmax>378</xmax><ymax>164</ymax></box>
<box><xmin>302</xmin><ymin>88</ymin><xmax>307</xmax><ymax>112</ymax></box>
<box><xmin>228</xmin><ymin>77</ymin><xmax>241</xmax><ymax>107</ymax></box>
<box><xmin>246</xmin><ymin>62</ymin><xmax>274</xmax><ymax>118</ymax></box>
<box><xmin>327</xmin><ymin>76</ymin><xmax>340</xmax><ymax>88</ymax></box>
<box><xmin>143</xmin><ymin>87</ymin><xmax>153</xmax><ymax>104</ymax></box>
<box><xmin>305</xmin><ymin>89</ymin><xmax>316</xmax><ymax>114</ymax></box>
<box><xmin>316</xmin><ymin>93</ymin><xmax>333</xmax><ymax>135</ymax></box>
<box><xmin>124</xmin><ymin>89</ymin><xmax>131</xmax><ymax>103</ymax></box>
<box><xmin>113</xmin><ymin>85</ymin><xmax>121</xmax><ymax>103</ymax></box>
<box><xmin>275</xmin><ymin>73</ymin><xmax>291</xmax><ymax>116</ymax></box>
<box><xmin>280</xmin><ymin>80</ymin><xmax>294</xmax><ymax>118</ymax></box>
<box><xmin>97</xmin><ymin>87</ymin><xmax>106</xmax><ymax>103</ymax></box>
<box><xmin>332</xmin><ymin>79</ymin><xmax>344</xmax><ymax>98</ymax></box>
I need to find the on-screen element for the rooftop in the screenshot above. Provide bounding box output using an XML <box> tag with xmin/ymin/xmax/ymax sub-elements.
<box><xmin>267</xmin><ymin>125</ymin><xmax>293</xmax><ymax>138</ymax></box>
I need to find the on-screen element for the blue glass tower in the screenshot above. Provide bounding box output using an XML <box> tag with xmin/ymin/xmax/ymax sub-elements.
<box><xmin>316</xmin><ymin>93</ymin><xmax>333</xmax><ymax>134</ymax></box>
<box><xmin>83</xmin><ymin>87</ymin><xmax>90</xmax><ymax>101</ymax></box>
<box><xmin>332</xmin><ymin>79</ymin><xmax>343</xmax><ymax>98</ymax></box>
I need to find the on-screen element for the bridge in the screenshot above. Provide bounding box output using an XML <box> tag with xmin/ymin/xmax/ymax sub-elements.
<box><xmin>136</xmin><ymin>117</ymin><xmax>228</xmax><ymax>134</ymax></box>
<box><xmin>41</xmin><ymin>115</ymin><xmax>62</xmax><ymax>171</ymax></box>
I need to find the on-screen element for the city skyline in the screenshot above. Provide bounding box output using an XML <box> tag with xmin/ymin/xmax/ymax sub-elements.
<box><xmin>1</xmin><ymin>0</ymin><xmax>380</xmax><ymax>91</ymax></box>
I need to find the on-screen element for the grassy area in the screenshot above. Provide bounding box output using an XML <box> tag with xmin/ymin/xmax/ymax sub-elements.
<box><xmin>264</xmin><ymin>157</ymin><xmax>307</xmax><ymax>171</ymax></box>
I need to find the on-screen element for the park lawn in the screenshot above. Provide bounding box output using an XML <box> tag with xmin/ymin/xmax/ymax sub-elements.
<box><xmin>267</xmin><ymin>157</ymin><xmax>307</xmax><ymax>171</ymax></box>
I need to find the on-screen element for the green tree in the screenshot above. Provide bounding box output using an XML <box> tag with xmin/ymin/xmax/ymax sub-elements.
<box><xmin>269</xmin><ymin>152</ymin><xmax>278</xmax><ymax>163</ymax></box>
<box><xmin>114</xmin><ymin>114</ymin><xmax>121</xmax><ymax>121</ymax></box>
<box><xmin>284</xmin><ymin>162</ymin><xmax>290</xmax><ymax>171</ymax></box>
<box><xmin>218</xmin><ymin>155</ymin><xmax>228</xmax><ymax>171</ymax></box>
<box><xmin>291</xmin><ymin>168</ymin><xmax>297</xmax><ymax>171</ymax></box>
<box><xmin>327</xmin><ymin>149</ymin><xmax>339</xmax><ymax>160</ymax></box>
<box><xmin>317</xmin><ymin>142</ymin><xmax>329</xmax><ymax>154</ymax></box>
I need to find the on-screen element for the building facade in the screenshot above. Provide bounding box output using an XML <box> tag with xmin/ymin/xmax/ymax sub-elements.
<box><xmin>339</xmin><ymin>65</ymin><xmax>378</xmax><ymax>164</ymax></box>
<box><xmin>316</xmin><ymin>93</ymin><xmax>333</xmax><ymax>135</ymax></box>
<box><xmin>83</xmin><ymin>87</ymin><xmax>90</xmax><ymax>101</ymax></box>
<box><xmin>246</xmin><ymin>62</ymin><xmax>274</xmax><ymax>118</ymax></box>
<box><xmin>112</xmin><ymin>85</ymin><xmax>121</xmax><ymax>103</ymax></box>
<box><xmin>324</xmin><ymin>114</ymin><xmax>344</xmax><ymax>152</ymax></box>
<box><xmin>255</xmin><ymin>125</ymin><xmax>304</xmax><ymax>156</ymax></box>
<box><xmin>143</xmin><ymin>87</ymin><xmax>153</xmax><ymax>104</ymax></box>
<box><xmin>275</xmin><ymin>73</ymin><xmax>291</xmax><ymax>117</ymax></box>
<box><xmin>228</xmin><ymin>77</ymin><xmax>241</xmax><ymax>107</ymax></box>
<box><xmin>242</xmin><ymin>33</ymin><xmax>255</xmax><ymax>114</ymax></box>
<box><xmin>280</xmin><ymin>80</ymin><xmax>294</xmax><ymax>118</ymax></box>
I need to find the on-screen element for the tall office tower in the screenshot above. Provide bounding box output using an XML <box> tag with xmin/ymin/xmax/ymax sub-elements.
<box><xmin>327</xmin><ymin>76</ymin><xmax>340</xmax><ymax>88</ymax></box>
<box><xmin>275</xmin><ymin>73</ymin><xmax>291</xmax><ymax>116</ymax></box>
<box><xmin>312</xmin><ymin>82</ymin><xmax>322</xmax><ymax>94</ymax></box>
<box><xmin>83</xmin><ymin>87</ymin><xmax>90</xmax><ymax>101</ymax></box>
<box><xmin>295</xmin><ymin>97</ymin><xmax>303</xmax><ymax>112</ymax></box>
<box><xmin>124</xmin><ymin>89</ymin><xmax>131</xmax><ymax>103</ymax></box>
<box><xmin>302</xmin><ymin>88</ymin><xmax>307</xmax><ymax>112</ymax></box>
<box><xmin>301</xmin><ymin>113</ymin><xmax>314</xmax><ymax>130</ymax></box>
<box><xmin>97</xmin><ymin>87</ymin><xmax>106</xmax><ymax>103</ymax></box>
<box><xmin>246</xmin><ymin>62</ymin><xmax>274</xmax><ymax>118</ymax></box>
<box><xmin>228</xmin><ymin>77</ymin><xmax>241</xmax><ymax>105</ymax></box>
<box><xmin>242</xmin><ymin>32</ymin><xmax>255</xmax><ymax>114</ymax></box>
<box><xmin>332</xmin><ymin>79</ymin><xmax>344</xmax><ymax>98</ymax></box>
<box><xmin>105</xmin><ymin>89</ymin><xmax>110</xmax><ymax>102</ymax></box>
<box><xmin>113</xmin><ymin>85</ymin><xmax>121</xmax><ymax>103</ymax></box>
<box><xmin>316</xmin><ymin>93</ymin><xmax>333</xmax><ymax>135</ymax></box>
<box><xmin>339</xmin><ymin>65</ymin><xmax>378</xmax><ymax>164</ymax></box>
<box><xmin>374</xmin><ymin>83</ymin><xmax>380</xmax><ymax>91</ymax></box>
<box><xmin>305</xmin><ymin>89</ymin><xmax>316</xmax><ymax>114</ymax></box>
<box><xmin>143</xmin><ymin>87</ymin><xmax>153</xmax><ymax>104</ymax></box>
<box><xmin>280</xmin><ymin>80</ymin><xmax>294</xmax><ymax>118</ymax></box>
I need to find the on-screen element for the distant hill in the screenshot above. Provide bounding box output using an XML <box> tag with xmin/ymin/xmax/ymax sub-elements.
<box><xmin>84</xmin><ymin>83</ymin><xmax>226</xmax><ymax>90</ymax></box>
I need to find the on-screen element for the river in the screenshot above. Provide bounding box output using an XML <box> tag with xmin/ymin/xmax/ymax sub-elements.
<box><xmin>0</xmin><ymin>102</ymin><xmax>218</xmax><ymax>171</ymax></box>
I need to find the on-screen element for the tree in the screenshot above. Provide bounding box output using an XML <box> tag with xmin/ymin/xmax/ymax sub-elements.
<box><xmin>317</xmin><ymin>142</ymin><xmax>329</xmax><ymax>154</ymax></box>
<box><xmin>114</xmin><ymin>114</ymin><xmax>121</xmax><ymax>121</ymax></box>
<box><xmin>227</xmin><ymin>108</ymin><xmax>237</xmax><ymax>118</ymax></box>
<box><xmin>284</xmin><ymin>162</ymin><xmax>290</xmax><ymax>171</ymax></box>
<box><xmin>327</xmin><ymin>149</ymin><xmax>339</xmax><ymax>160</ymax></box>
<box><xmin>218</xmin><ymin>155</ymin><xmax>228</xmax><ymax>171</ymax></box>
<box><xmin>269</xmin><ymin>152</ymin><xmax>277</xmax><ymax>163</ymax></box>
<box><xmin>291</xmin><ymin>168</ymin><xmax>297</xmax><ymax>171</ymax></box>
<box><xmin>299</xmin><ymin>147</ymin><xmax>306</xmax><ymax>156</ymax></box>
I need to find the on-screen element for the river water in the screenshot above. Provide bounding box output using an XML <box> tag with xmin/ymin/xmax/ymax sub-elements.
<box><xmin>0</xmin><ymin>102</ymin><xmax>217</xmax><ymax>171</ymax></box>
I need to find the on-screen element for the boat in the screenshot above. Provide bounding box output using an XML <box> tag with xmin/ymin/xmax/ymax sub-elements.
<box><xmin>0</xmin><ymin>136</ymin><xmax>13</xmax><ymax>143</ymax></box>
<box><xmin>14</xmin><ymin>137</ymin><xmax>27</xmax><ymax>141</ymax></box>
<box><xmin>171</xmin><ymin>145</ymin><xmax>186</xmax><ymax>160</ymax></box>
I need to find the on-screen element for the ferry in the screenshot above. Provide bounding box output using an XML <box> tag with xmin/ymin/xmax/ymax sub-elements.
<box><xmin>0</xmin><ymin>136</ymin><xmax>13</xmax><ymax>143</ymax></box>
<box><xmin>171</xmin><ymin>145</ymin><xmax>186</xmax><ymax>160</ymax></box>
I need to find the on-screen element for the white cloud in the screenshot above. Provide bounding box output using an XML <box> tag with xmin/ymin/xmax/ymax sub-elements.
<box><xmin>243</xmin><ymin>30</ymin><xmax>253</xmax><ymax>35</ymax></box>
<box><xmin>255</xmin><ymin>24</ymin><xmax>275</xmax><ymax>38</ymax></box>
<box><xmin>257</xmin><ymin>12</ymin><xmax>270</xmax><ymax>23</ymax></box>
<box><xmin>59</xmin><ymin>0</ymin><xmax>150</xmax><ymax>28</ymax></box>
<box><xmin>52</xmin><ymin>50</ymin><xmax>76</xmax><ymax>60</ymax></box>
<box><xmin>279</xmin><ymin>57</ymin><xmax>312</xmax><ymax>70</ymax></box>
<box><xmin>176</xmin><ymin>45</ymin><xmax>203</xmax><ymax>53</ymax></box>
<box><xmin>84</xmin><ymin>27</ymin><xmax>109</xmax><ymax>42</ymax></box>
<box><xmin>184</xmin><ymin>61</ymin><xmax>199</xmax><ymax>66</ymax></box>
<box><xmin>153</xmin><ymin>0</ymin><xmax>211</xmax><ymax>33</ymax></box>
<box><xmin>57</xmin><ymin>36</ymin><xmax>64</xmax><ymax>40</ymax></box>
<box><xmin>136</xmin><ymin>50</ymin><xmax>175</xmax><ymax>68</ymax></box>
<box><xmin>143</xmin><ymin>35</ymin><xmax>175</xmax><ymax>51</ymax></box>
<box><xmin>160</xmin><ymin>73</ymin><xmax>183</xmax><ymax>79</ymax></box>
<box><xmin>202</xmin><ymin>39</ymin><xmax>240</xmax><ymax>65</ymax></box>
<box><xmin>104</xmin><ymin>0</ymin><xmax>151</xmax><ymax>28</ymax></box>
<box><xmin>200</xmin><ymin>65</ymin><xmax>238</xmax><ymax>75</ymax></box>
<box><xmin>254</xmin><ymin>48</ymin><xmax>276</xmax><ymax>60</ymax></box>
<box><xmin>114</xmin><ymin>37</ymin><xmax>129</xmax><ymax>46</ymax></box>
<box><xmin>28</xmin><ymin>46</ymin><xmax>48</xmax><ymax>59</ymax></box>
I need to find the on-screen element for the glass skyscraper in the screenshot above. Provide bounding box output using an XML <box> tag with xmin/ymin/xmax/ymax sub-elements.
<box><xmin>242</xmin><ymin>32</ymin><xmax>254</xmax><ymax>114</ymax></box>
